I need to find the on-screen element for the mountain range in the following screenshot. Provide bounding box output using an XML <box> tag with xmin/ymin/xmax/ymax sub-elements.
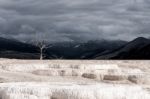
<box><xmin>95</xmin><ymin>37</ymin><xmax>150</xmax><ymax>59</ymax></box>
<box><xmin>0</xmin><ymin>37</ymin><xmax>149</xmax><ymax>59</ymax></box>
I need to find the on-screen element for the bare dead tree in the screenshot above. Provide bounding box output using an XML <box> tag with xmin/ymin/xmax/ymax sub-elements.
<box><xmin>33</xmin><ymin>33</ymin><xmax>50</xmax><ymax>60</ymax></box>
<box><xmin>35</xmin><ymin>40</ymin><xmax>49</xmax><ymax>60</ymax></box>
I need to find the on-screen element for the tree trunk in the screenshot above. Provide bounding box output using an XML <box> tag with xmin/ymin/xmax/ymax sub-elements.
<box><xmin>40</xmin><ymin>48</ymin><xmax>43</xmax><ymax>60</ymax></box>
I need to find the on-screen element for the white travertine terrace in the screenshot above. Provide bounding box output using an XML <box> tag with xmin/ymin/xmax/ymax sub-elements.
<box><xmin>0</xmin><ymin>63</ymin><xmax>119</xmax><ymax>72</ymax></box>
<box><xmin>0</xmin><ymin>60</ymin><xmax>149</xmax><ymax>99</ymax></box>
<box><xmin>0</xmin><ymin>82</ymin><xmax>150</xmax><ymax>99</ymax></box>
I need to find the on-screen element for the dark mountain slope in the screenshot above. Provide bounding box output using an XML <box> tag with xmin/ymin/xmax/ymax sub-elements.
<box><xmin>0</xmin><ymin>37</ymin><xmax>38</xmax><ymax>53</ymax></box>
<box><xmin>79</xmin><ymin>40</ymin><xmax>127</xmax><ymax>59</ymax></box>
<box><xmin>46</xmin><ymin>40</ymin><xmax>126</xmax><ymax>59</ymax></box>
<box><xmin>0</xmin><ymin>36</ymin><xmax>149</xmax><ymax>59</ymax></box>
<box><xmin>96</xmin><ymin>37</ymin><xmax>150</xmax><ymax>59</ymax></box>
<box><xmin>0</xmin><ymin>37</ymin><xmax>40</xmax><ymax>59</ymax></box>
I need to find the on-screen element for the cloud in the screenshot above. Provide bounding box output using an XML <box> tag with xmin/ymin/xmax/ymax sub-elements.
<box><xmin>0</xmin><ymin>0</ymin><xmax>150</xmax><ymax>42</ymax></box>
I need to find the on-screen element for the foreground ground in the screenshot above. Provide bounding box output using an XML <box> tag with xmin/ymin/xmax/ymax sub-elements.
<box><xmin>0</xmin><ymin>59</ymin><xmax>150</xmax><ymax>99</ymax></box>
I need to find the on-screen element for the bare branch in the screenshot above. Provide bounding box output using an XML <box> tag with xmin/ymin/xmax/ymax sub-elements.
<box><xmin>33</xmin><ymin>33</ymin><xmax>50</xmax><ymax>60</ymax></box>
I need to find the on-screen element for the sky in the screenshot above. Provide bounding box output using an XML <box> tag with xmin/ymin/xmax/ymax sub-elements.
<box><xmin>0</xmin><ymin>0</ymin><xmax>150</xmax><ymax>42</ymax></box>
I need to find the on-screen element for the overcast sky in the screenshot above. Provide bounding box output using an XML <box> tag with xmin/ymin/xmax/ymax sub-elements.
<box><xmin>0</xmin><ymin>0</ymin><xmax>150</xmax><ymax>42</ymax></box>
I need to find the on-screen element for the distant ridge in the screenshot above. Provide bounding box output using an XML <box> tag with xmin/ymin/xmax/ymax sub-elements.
<box><xmin>0</xmin><ymin>37</ymin><xmax>149</xmax><ymax>59</ymax></box>
<box><xmin>96</xmin><ymin>37</ymin><xmax>150</xmax><ymax>59</ymax></box>
<box><xmin>0</xmin><ymin>37</ymin><xmax>39</xmax><ymax>59</ymax></box>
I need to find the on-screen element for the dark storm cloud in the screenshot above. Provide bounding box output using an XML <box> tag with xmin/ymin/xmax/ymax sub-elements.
<box><xmin>0</xmin><ymin>0</ymin><xmax>150</xmax><ymax>42</ymax></box>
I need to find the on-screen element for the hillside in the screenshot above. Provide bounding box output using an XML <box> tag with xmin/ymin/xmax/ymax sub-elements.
<box><xmin>96</xmin><ymin>37</ymin><xmax>150</xmax><ymax>59</ymax></box>
<box><xmin>0</xmin><ymin>37</ymin><xmax>150</xmax><ymax>59</ymax></box>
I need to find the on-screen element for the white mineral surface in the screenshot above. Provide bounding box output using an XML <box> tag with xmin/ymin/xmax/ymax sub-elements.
<box><xmin>0</xmin><ymin>59</ymin><xmax>149</xmax><ymax>99</ymax></box>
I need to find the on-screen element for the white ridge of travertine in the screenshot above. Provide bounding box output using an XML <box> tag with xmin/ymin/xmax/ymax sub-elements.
<box><xmin>0</xmin><ymin>82</ymin><xmax>150</xmax><ymax>99</ymax></box>
<box><xmin>0</xmin><ymin>63</ymin><xmax>119</xmax><ymax>72</ymax></box>
<box><xmin>0</xmin><ymin>63</ymin><xmax>50</xmax><ymax>72</ymax></box>
<box><xmin>77</xmin><ymin>64</ymin><xmax>119</xmax><ymax>70</ymax></box>
<box><xmin>122</xmin><ymin>68</ymin><xmax>144</xmax><ymax>75</ymax></box>
<box><xmin>0</xmin><ymin>62</ymin><xmax>144</xmax><ymax>81</ymax></box>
